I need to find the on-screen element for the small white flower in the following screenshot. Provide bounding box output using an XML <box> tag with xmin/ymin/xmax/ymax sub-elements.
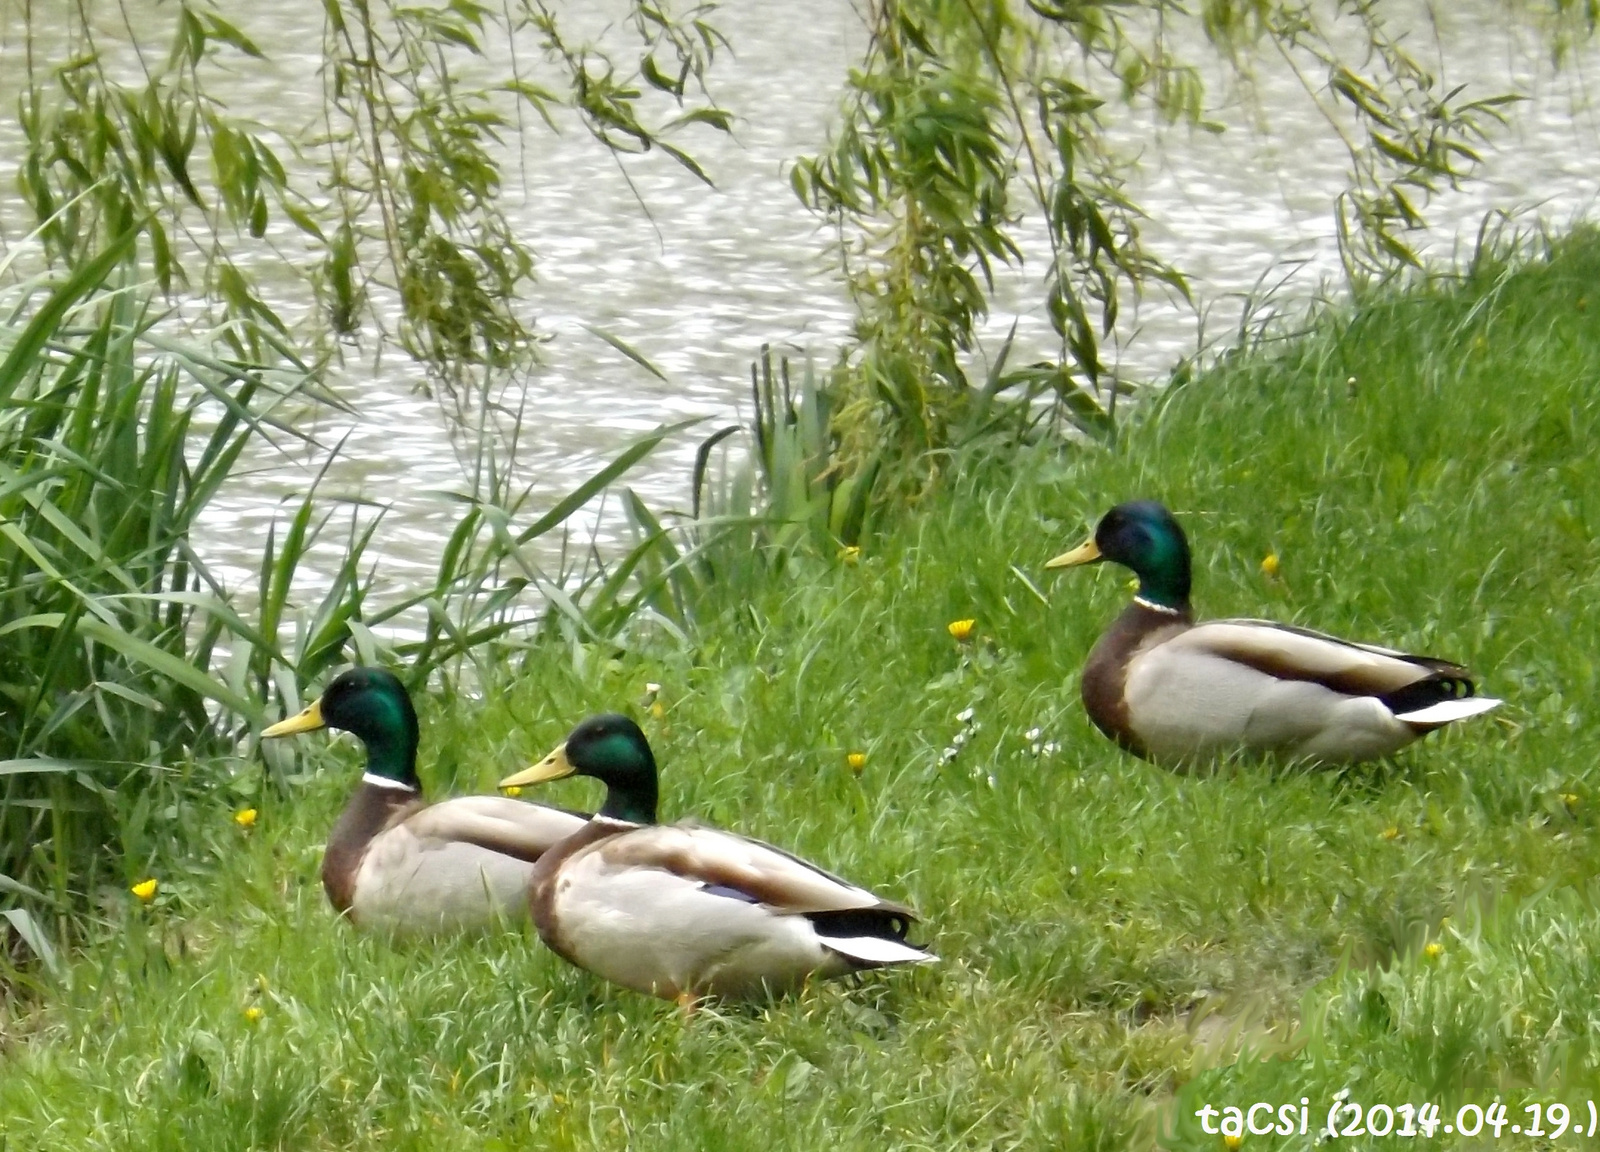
<box><xmin>1043</xmin><ymin>742</ymin><xmax>1059</xmax><ymax>756</ymax></box>
<box><xmin>1024</xmin><ymin>727</ymin><xmax>1042</xmax><ymax>742</ymax></box>
<box><xmin>956</xmin><ymin>707</ymin><xmax>975</xmax><ymax>724</ymax></box>
<box><xmin>940</xmin><ymin>746</ymin><xmax>959</xmax><ymax>763</ymax></box>
<box><xmin>986</xmin><ymin>773</ymin><xmax>997</xmax><ymax>789</ymax></box>
<box><xmin>970</xmin><ymin>720</ymin><xmax>982</xmax><ymax>733</ymax></box>
<box><xmin>952</xmin><ymin>730</ymin><xmax>968</xmax><ymax>748</ymax></box>
<box><xmin>645</xmin><ymin>682</ymin><xmax>661</xmax><ymax>695</ymax></box>
<box><xmin>1030</xmin><ymin>743</ymin><xmax>1042</xmax><ymax>756</ymax></box>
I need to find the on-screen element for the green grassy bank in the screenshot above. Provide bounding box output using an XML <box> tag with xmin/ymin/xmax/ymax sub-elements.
<box><xmin>1</xmin><ymin>229</ymin><xmax>1598</xmax><ymax>1150</ymax></box>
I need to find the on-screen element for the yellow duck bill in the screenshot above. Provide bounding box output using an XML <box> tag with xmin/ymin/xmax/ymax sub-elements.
<box><xmin>262</xmin><ymin>697</ymin><xmax>325</xmax><ymax>738</ymax></box>
<box><xmin>1045</xmin><ymin>538</ymin><xmax>1102</xmax><ymax>569</ymax></box>
<box><xmin>499</xmin><ymin>742</ymin><xmax>576</xmax><ymax>789</ymax></box>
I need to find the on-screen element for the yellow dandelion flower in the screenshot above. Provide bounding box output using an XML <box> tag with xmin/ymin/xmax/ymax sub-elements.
<box><xmin>131</xmin><ymin>878</ymin><xmax>158</xmax><ymax>903</ymax></box>
<box><xmin>503</xmin><ymin>785</ymin><xmax>523</xmax><ymax>797</ymax></box>
<box><xmin>234</xmin><ymin>807</ymin><xmax>258</xmax><ymax>829</ymax></box>
<box><xmin>649</xmin><ymin>701</ymin><xmax>666</xmax><ymax>720</ymax></box>
<box><xmin>1381</xmin><ymin>826</ymin><xmax>1400</xmax><ymax>841</ymax></box>
<box><xmin>846</xmin><ymin>752</ymin><xmax>867</xmax><ymax>774</ymax></box>
<box><xmin>1224</xmin><ymin>1136</ymin><xmax>1243</xmax><ymax>1150</ymax></box>
<box><xmin>1424</xmin><ymin>941</ymin><xmax>1443</xmax><ymax>960</ymax></box>
<box><xmin>243</xmin><ymin>1005</ymin><xmax>264</xmax><ymax>1024</ymax></box>
<box><xmin>838</xmin><ymin>545</ymin><xmax>861</xmax><ymax>565</ymax></box>
<box><xmin>1562</xmin><ymin>792</ymin><xmax>1580</xmax><ymax>808</ymax></box>
<box><xmin>1260</xmin><ymin>552</ymin><xmax>1280</xmax><ymax>579</ymax></box>
<box><xmin>947</xmin><ymin>618</ymin><xmax>976</xmax><ymax>642</ymax></box>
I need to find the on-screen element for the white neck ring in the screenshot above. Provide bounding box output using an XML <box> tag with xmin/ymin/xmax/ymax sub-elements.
<box><xmin>362</xmin><ymin>772</ymin><xmax>419</xmax><ymax>793</ymax></box>
<box><xmin>1133</xmin><ymin>596</ymin><xmax>1184</xmax><ymax>617</ymax></box>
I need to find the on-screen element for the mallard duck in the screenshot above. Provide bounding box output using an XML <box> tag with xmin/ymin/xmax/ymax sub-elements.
<box><xmin>261</xmin><ymin>667</ymin><xmax>586</xmax><ymax>937</ymax></box>
<box><xmin>1046</xmin><ymin>501</ymin><xmax>1501</xmax><ymax>765</ymax></box>
<box><xmin>497</xmin><ymin>714</ymin><xmax>934</xmax><ymax>1005</ymax></box>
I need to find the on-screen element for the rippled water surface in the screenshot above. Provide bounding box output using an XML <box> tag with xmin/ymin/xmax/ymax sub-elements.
<box><xmin>3</xmin><ymin>2</ymin><xmax>1598</xmax><ymax>610</ymax></box>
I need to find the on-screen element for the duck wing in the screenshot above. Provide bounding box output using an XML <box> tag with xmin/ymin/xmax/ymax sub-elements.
<box><xmin>401</xmin><ymin>795</ymin><xmax>591</xmax><ymax>863</ymax></box>
<box><xmin>1175</xmin><ymin>618</ymin><xmax>1488</xmax><ymax>715</ymax></box>
<box><xmin>599</xmin><ymin>823</ymin><xmax>916</xmax><ymax>920</ymax></box>
<box><xmin>573</xmin><ymin>823</ymin><xmax>929</xmax><ymax>971</ymax></box>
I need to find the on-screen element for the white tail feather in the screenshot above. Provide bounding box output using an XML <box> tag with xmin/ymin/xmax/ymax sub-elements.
<box><xmin>1394</xmin><ymin>696</ymin><xmax>1502</xmax><ymax>726</ymax></box>
<box><xmin>819</xmin><ymin>934</ymin><xmax>936</xmax><ymax>966</ymax></box>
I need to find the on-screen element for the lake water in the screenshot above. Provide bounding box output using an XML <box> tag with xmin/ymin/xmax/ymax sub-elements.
<box><xmin>2</xmin><ymin>2</ymin><xmax>1597</xmax><ymax>625</ymax></box>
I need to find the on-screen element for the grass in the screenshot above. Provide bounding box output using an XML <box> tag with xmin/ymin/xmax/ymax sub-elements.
<box><xmin>2</xmin><ymin>226</ymin><xmax>1599</xmax><ymax>1149</ymax></box>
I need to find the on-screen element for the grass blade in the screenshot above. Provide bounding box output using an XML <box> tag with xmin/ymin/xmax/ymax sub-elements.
<box><xmin>0</xmin><ymin>228</ymin><xmax>137</xmax><ymax>404</ymax></box>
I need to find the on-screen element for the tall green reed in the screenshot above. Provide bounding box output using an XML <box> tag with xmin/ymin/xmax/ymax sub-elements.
<box><xmin>0</xmin><ymin>232</ymin><xmax>317</xmax><ymax>917</ymax></box>
<box><xmin>551</xmin><ymin>350</ymin><xmax>893</xmax><ymax>644</ymax></box>
<box><xmin>0</xmin><ymin>235</ymin><xmax>694</xmax><ymax>957</ymax></box>
<box><xmin>588</xmin><ymin>342</ymin><xmax>1082</xmax><ymax>642</ymax></box>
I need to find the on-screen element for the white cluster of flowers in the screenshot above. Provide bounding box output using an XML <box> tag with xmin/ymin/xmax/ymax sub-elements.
<box><xmin>1024</xmin><ymin>726</ymin><xmax>1059</xmax><ymax>758</ymax></box>
<box><xmin>940</xmin><ymin>706</ymin><xmax>980</xmax><ymax>764</ymax></box>
<box><xmin>937</xmin><ymin>709</ymin><xmax>1060</xmax><ymax>789</ymax></box>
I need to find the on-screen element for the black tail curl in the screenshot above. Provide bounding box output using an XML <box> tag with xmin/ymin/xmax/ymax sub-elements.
<box><xmin>1380</xmin><ymin>674</ymin><xmax>1476</xmax><ymax>716</ymax></box>
<box><xmin>806</xmin><ymin>908</ymin><xmax>913</xmax><ymax>941</ymax></box>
